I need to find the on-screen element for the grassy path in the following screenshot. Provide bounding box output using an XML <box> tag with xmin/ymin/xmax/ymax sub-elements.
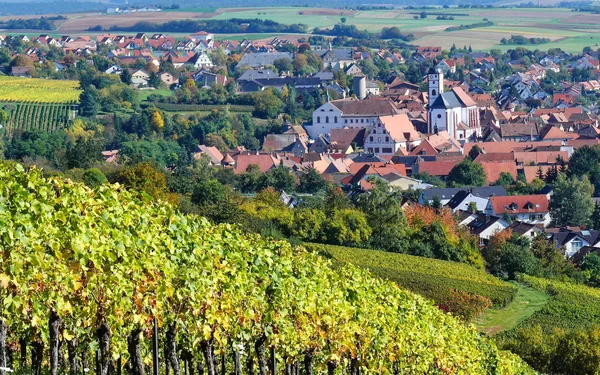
<box><xmin>474</xmin><ymin>282</ymin><xmax>548</xmax><ymax>336</ymax></box>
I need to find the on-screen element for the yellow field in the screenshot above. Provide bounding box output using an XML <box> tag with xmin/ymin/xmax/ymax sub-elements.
<box><xmin>0</xmin><ymin>76</ymin><xmax>81</xmax><ymax>103</ymax></box>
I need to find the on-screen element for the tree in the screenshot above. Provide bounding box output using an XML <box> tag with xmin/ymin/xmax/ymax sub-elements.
<box><xmin>549</xmin><ymin>173</ymin><xmax>594</xmax><ymax>227</ymax></box>
<box><xmin>120</xmin><ymin>68</ymin><xmax>132</xmax><ymax>85</ymax></box>
<box><xmin>114</xmin><ymin>162</ymin><xmax>173</xmax><ymax>203</ymax></box>
<box><xmin>79</xmin><ymin>85</ymin><xmax>99</xmax><ymax>117</ymax></box>
<box><xmin>297</xmin><ymin>168</ymin><xmax>326</xmax><ymax>194</ymax></box>
<box><xmin>581</xmin><ymin>253</ymin><xmax>600</xmax><ymax>287</ymax></box>
<box><xmin>447</xmin><ymin>158</ymin><xmax>487</xmax><ymax>187</ymax></box>
<box><xmin>150</xmin><ymin>110</ymin><xmax>165</xmax><ymax>132</ymax></box>
<box><xmin>340</xmin><ymin>17</ymin><xmax>347</xmax><ymax>23</ymax></box>
<box><xmin>264</xmin><ymin>163</ymin><xmax>295</xmax><ymax>191</ymax></box>
<box><xmin>10</xmin><ymin>54</ymin><xmax>34</xmax><ymax>68</ymax></box>
<box><xmin>495</xmin><ymin>172</ymin><xmax>514</xmax><ymax>186</ymax></box>
<box><xmin>356</xmin><ymin>179</ymin><xmax>408</xmax><ymax>252</ymax></box>
<box><xmin>323</xmin><ymin>208</ymin><xmax>371</xmax><ymax>247</ymax></box>
<box><xmin>273</xmin><ymin>57</ymin><xmax>293</xmax><ymax>74</ymax></box>
<box><xmin>420</xmin><ymin>11</ymin><xmax>427</xmax><ymax>18</ymax></box>
<box><xmin>568</xmin><ymin>145</ymin><xmax>600</xmax><ymax>189</ymax></box>
<box><xmin>191</xmin><ymin>179</ymin><xmax>225</xmax><ymax>207</ymax></box>
<box><xmin>149</xmin><ymin>71</ymin><xmax>161</xmax><ymax>88</ymax></box>
<box><xmin>253</xmin><ymin>90</ymin><xmax>284</xmax><ymax>119</ymax></box>
<box><xmin>468</xmin><ymin>145</ymin><xmax>483</xmax><ymax>160</ymax></box>
<box><xmin>83</xmin><ymin>168</ymin><xmax>107</xmax><ymax>188</ymax></box>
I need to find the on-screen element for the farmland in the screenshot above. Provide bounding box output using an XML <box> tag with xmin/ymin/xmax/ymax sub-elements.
<box><xmin>0</xmin><ymin>76</ymin><xmax>81</xmax><ymax>103</ymax></box>
<box><xmin>20</xmin><ymin>6</ymin><xmax>600</xmax><ymax>52</ymax></box>
<box><xmin>1</xmin><ymin>102</ymin><xmax>73</xmax><ymax>135</ymax></box>
<box><xmin>306</xmin><ymin>243</ymin><xmax>518</xmax><ymax>321</ymax></box>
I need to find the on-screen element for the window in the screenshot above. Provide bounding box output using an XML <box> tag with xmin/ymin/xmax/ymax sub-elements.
<box><xmin>377</xmin><ymin>123</ymin><xmax>381</xmax><ymax>127</ymax></box>
<box><xmin>431</xmin><ymin>89</ymin><xmax>437</xmax><ymax>96</ymax></box>
<box><xmin>350</xmin><ymin>119</ymin><xmax>354</xmax><ymax>123</ymax></box>
<box><xmin>317</xmin><ymin>116</ymin><xmax>320</xmax><ymax>123</ymax></box>
<box><xmin>370</xmin><ymin>136</ymin><xmax>373</xmax><ymax>142</ymax></box>
<box><xmin>320</xmin><ymin>109</ymin><xmax>324</xmax><ymax>112</ymax></box>
<box><xmin>361</xmin><ymin>119</ymin><xmax>364</xmax><ymax>123</ymax></box>
<box><xmin>367</xmin><ymin>148</ymin><xmax>373</xmax><ymax>153</ymax></box>
<box><xmin>326</xmin><ymin>116</ymin><xmax>329</xmax><ymax>123</ymax></box>
<box><xmin>334</xmin><ymin>116</ymin><xmax>338</xmax><ymax>122</ymax></box>
<box><xmin>385</xmin><ymin>136</ymin><xmax>389</xmax><ymax>142</ymax></box>
<box><xmin>437</xmin><ymin>114</ymin><xmax>442</xmax><ymax>119</ymax></box>
<box><xmin>382</xmin><ymin>148</ymin><xmax>392</xmax><ymax>153</ymax></box>
<box><xmin>434</xmin><ymin>126</ymin><xmax>438</xmax><ymax>134</ymax></box>
<box><xmin>375</xmin><ymin>148</ymin><xmax>380</xmax><ymax>153</ymax></box>
<box><xmin>572</xmin><ymin>238</ymin><xmax>584</xmax><ymax>253</ymax></box>
<box><xmin>378</xmin><ymin>137</ymin><xmax>381</xmax><ymax>142</ymax></box>
<box><xmin>345</xmin><ymin>119</ymin><xmax>348</xmax><ymax>123</ymax></box>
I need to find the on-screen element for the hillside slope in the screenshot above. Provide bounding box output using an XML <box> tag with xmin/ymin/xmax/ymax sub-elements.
<box><xmin>0</xmin><ymin>164</ymin><xmax>535</xmax><ymax>375</ymax></box>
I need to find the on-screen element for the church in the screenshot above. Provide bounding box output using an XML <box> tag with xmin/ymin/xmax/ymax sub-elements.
<box><xmin>427</xmin><ymin>68</ymin><xmax>481</xmax><ymax>142</ymax></box>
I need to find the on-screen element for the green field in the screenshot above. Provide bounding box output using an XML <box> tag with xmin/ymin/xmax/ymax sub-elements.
<box><xmin>138</xmin><ymin>89</ymin><xmax>173</xmax><ymax>102</ymax></box>
<box><xmin>0</xmin><ymin>76</ymin><xmax>81</xmax><ymax>103</ymax></box>
<box><xmin>474</xmin><ymin>283</ymin><xmax>549</xmax><ymax>336</ymax></box>
<box><xmin>306</xmin><ymin>243</ymin><xmax>518</xmax><ymax>321</ymax></box>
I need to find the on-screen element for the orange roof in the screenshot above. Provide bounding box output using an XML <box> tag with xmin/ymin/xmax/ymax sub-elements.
<box><xmin>452</xmin><ymin>87</ymin><xmax>477</xmax><ymax>107</ymax></box>
<box><xmin>378</xmin><ymin>114</ymin><xmax>420</xmax><ymax>142</ymax></box>
<box><xmin>463</xmin><ymin>141</ymin><xmax>563</xmax><ymax>155</ymax></box>
<box><xmin>348</xmin><ymin>162</ymin><xmax>386</xmax><ymax>175</ymax></box>
<box><xmin>489</xmin><ymin>195</ymin><xmax>549</xmax><ymax>214</ymax></box>
<box><xmin>234</xmin><ymin>154</ymin><xmax>277</xmax><ymax>174</ymax></box>
<box><xmin>417</xmin><ymin>160</ymin><xmax>460</xmax><ymax>176</ymax></box>
<box><xmin>474</xmin><ymin>152</ymin><xmax>514</xmax><ymax>162</ymax></box>
<box><xmin>513</xmin><ymin>151</ymin><xmax>569</xmax><ymax>164</ymax></box>
<box><xmin>523</xmin><ymin>165</ymin><xmax>552</xmax><ymax>183</ymax></box>
<box><xmin>410</xmin><ymin>140</ymin><xmax>438</xmax><ymax>156</ymax></box>
<box><xmin>478</xmin><ymin>161</ymin><xmax>518</xmax><ymax>184</ymax></box>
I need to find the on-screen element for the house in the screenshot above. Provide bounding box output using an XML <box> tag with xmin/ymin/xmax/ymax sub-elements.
<box><xmin>262</xmin><ymin>134</ymin><xmax>308</xmax><ymax>156</ymax></box>
<box><xmin>485</xmin><ymin>195</ymin><xmax>550</xmax><ymax>226</ymax></box>
<box><xmin>546</xmin><ymin>228</ymin><xmax>600</xmax><ymax>258</ymax></box>
<box><xmin>233</xmin><ymin>152</ymin><xmax>279</xmax><ymax>174</ymax></box>
<box><xmin>11</xmin><ymin>66</ymin><xmax>33</xmax><ymax>77</ymax></box>
<box><xmin>467</xmin><ymin>214</ymin><xmax>510</xmax><ymax>246</ymax></box>
<box><xmin>236</xmin><ymin>52</ymin><xmax>293</xmax><ymax>70</ymax></box>
<box><xmin>505</xmin><ymin>221</ymin><xmax>543</xmax><ymax>240</ymax></box>
<box><xmin>195</xmin><ymin>71</ymin><xmax>229</xmax><ymax>87</ymax></box>
<box><xmin>445</xmin><ymin>190</ymin><xmax>491</xmax><ymax>213</ymax></box>
<box><xmin>427</xmin><ymin>69</ymin><xmax>481</xmax><ymax>141</ymax></box>
<box><xmin>319</xmin><ymin>48</ymin><xmax>354</xmax><ymax>71</ymax></box>
<box><xmin>307</xmin><ymin>97</ymin><xmax>400</xmax><ymax>139</ymax></box>
<box><xmin>160</xmin><ymin>72</ymin><xmax>176</xmax><ymax>86</ymax></box>
<box><xmin>329</xmin><ymin>127</ymin><xmax>367</xmax><ymax>153</ymax></box>
<box><xmin>364</xmin><ymin>114</ymin><xmax>422</xmax><ymax>156</ymax></box>
<box><xmin>190</xmin><ymin>52</ymin><xmax>213</xmax><ymax>69</ymax></box>
<box><xmin>344</xmin><ymin>63</ymin><xmax>363</xmax><ymax>76</ymax></box>
<box><xmin>131</xmin><ymin>69</ymin><xmax>150</xmax><ymax>80</ymax></box>
<box><xmin>193</xmin><ymin>145</ymin><xmax>224</xmax><ymax>165</ymax></box>
<box><xmin>105</xmin><ymin>65</ymin><xmax>123</xmax><ymax>74</ymax></box>
<box><xmin>419</xmin><ymin>186</ymin><xmax>507</xmax><ymax>206</ymax></box>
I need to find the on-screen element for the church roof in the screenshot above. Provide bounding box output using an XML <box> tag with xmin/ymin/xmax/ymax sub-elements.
<box><xmin>429</xmin><ymin>91</ymin><xmax>462</xmax><ymax>109</ymax></box>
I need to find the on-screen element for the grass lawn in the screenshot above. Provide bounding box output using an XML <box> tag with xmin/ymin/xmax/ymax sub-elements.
<box><xmin>138</xmin><ymin>89</ymin><xmax>173</xmax><ymax>102</ymax></box>
<box><xmin>474</xmin><ymin>282</ymin><xmax>549</xmax><ymax>336</ymax></box>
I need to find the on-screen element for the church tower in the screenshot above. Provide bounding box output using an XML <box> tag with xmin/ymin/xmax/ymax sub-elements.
<box><xmin>428</xmin><ymin>67</ymin><xmax>444</xmax><ymax>105</ymax></box>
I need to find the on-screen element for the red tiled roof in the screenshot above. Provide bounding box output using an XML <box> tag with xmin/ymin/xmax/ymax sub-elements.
<box><xmin>489</xmin><ymin>195</ymin><xmax>549</xmax><ymax>214</ymax></box>
<box><xmin>474</xmin><ymin>152</ymin><xmax>514</xmax><ymax>163</ymax></box>
<box><xmin>234</xmin><ymin>154</ymin><xmax>277</xmax><ymax>174</ymax></box>
<box><xmin>417</xmin><ymin>160</ymin><xmax>460</xmax><ymax>176</ymax></box>
<box><xmin>478</xmin><ymin>161</ymin><xmax>518</xmax><ymax>184</ymax></box>
<box><xmin>523</xmin><ymin>165</ymin><xmax>553</xmax><ymax>183</ymax></box>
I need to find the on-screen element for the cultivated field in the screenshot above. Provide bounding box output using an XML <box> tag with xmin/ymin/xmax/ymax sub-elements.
<box><xmin>0</xmin><ymin>76</ymin><xmax>81</xmax><ymax>103</ymax></box>
<box><xmin>4</xmin><ymin>6</ymin><xmax>600</xmax><ymax>52</ymax></box>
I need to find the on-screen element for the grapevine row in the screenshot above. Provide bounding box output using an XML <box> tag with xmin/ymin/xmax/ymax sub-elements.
<box><xmin>3</xmin><ymin>102</ymin><xmax>73</xmax><ymax>136</ymax></box>
<box><xmin>0</xmin><ymin>165</ymin><xmax>536</xmax><ymax>375</ymax></box>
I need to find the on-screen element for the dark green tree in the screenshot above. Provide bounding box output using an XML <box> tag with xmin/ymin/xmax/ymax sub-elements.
<box><xmin>549</xmin><ymin>173</ymin><xmax>594</xmax><ymax>227</ymax></box>
<box><xmin>120</xmin><ymin>68</ymin><xmax>132</xmax><ymax>85</ymax></box>
<box><xmin>297</xmin><ymin>168</ymin><xmax>326</xmax><ymax>194</ymax></box>
<box><xmin>447</xmin><ymin>158</ymin><xmax>487</xmax><ymax>187</ymax></box>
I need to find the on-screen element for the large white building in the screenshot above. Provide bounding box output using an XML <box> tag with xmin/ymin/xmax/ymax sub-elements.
<box><xmin>427</xmin><ymin>68</ymin><xmax>481</xmax><ymax>141</ymax></box>
<box><xmin>364</xmin><ymin>114</ymin><xmax>421</xmax><ymax>155</ymax></box>
<box><xmin>307</xmin><ymin>98</ymin><xmax>400</xmax><ymax>139</ymax></box>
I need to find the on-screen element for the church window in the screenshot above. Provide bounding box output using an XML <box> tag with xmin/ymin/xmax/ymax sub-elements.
<box><xmin>432</xmin><ymin>89</ymin><xmax>437</xmax><ymax>96</ymax></box>
<box><xmin>326</xmin><ymin>116</ymin><xmax>329</xmax><ymax>123</ymax></box>
<box><xmin>317</xmin><ymin>117</ymin><xmax>320</xmax><ymax>123</ymax></box>
<box><xmin>437</xmin><ymin>114</ymin><xmax>442</xmax><ymax>119</ymax></box>
<box><xmin>334</xmin><ymin>116</ymin><xmax>338</xmax><ymax>122</ymax></box>
<box><xmin>434</xmin><ymin>126</ymin><xmax>439</xmax><ymax>134</ymax></box>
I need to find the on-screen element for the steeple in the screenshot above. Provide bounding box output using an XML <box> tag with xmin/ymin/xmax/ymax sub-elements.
<box><xmin>428</xmin><ymin>67</ymin><xmax>444</xmax><ymax>105</ymax></box>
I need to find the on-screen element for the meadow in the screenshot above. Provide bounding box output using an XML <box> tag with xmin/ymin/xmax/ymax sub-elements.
<box><xmin>10</xmin><ymin>6</ymin><xmax>600</xmax><ymax>52</ymax></box>
<box><xmin>0</xmin><ymin>76</ymin><xmax>81</xmax><ymax>103</ymax></box>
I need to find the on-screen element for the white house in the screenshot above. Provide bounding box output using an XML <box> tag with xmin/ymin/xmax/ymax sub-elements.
<box><xmin>467</xmin><ymin>215</ymin><xmax>510</xmax><ymax>246</ymax></box>
<box><xmin>445</xmin><ymin>190</ymin><xmax>490</xmax><ymax>213</ymax></box>
<box><xmin>307</xmin><ymin>97</ymin><xmax>400</xmax><ymax>139</ymax></box>
<box><xmin>192</xmin><ymin>52</ymin><xmax>213</xmax><ymax>69</ymax></box>
<box><xmin>364</xmin><ymin>114</ymin><xmax>421</xmax><ymax>156</ymax></box>
<box><xmin>485</xmin><ymin>195</ymin><xmax>551</xmax><ymax>227</ymax></box>
<box><xmin>427</xmin><ymin>68</ymin><xmax>481</xmax><ymax>141</ymax></box>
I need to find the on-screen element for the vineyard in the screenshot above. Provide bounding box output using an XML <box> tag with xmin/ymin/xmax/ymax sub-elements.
<box><xmin>306</xmin><ymin>243</ymin><xmax>518</xmax><ymax>321</ymax></box>
<box><xmin>0</xmin><ymin>164</ymin><xmax>536</xmax><ymax>375</ymax></box>
<box><xmin>0</xmin><ymin>76</ymin><xmax>81</xmax><ymax>103</ymax></box>
<box><xmin>1</xmin><ymin>102</ymin><xmax>74</xmax><ymax>135</ymax></box>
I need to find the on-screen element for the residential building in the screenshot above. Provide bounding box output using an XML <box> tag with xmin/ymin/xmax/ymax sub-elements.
<box><xmin>485</xmin><ymin>195</ymin><xmax>551</xmax><ymax>226</ymax></box>
<box><xmin>364</xmin><ymin>114</ymin><xmax>421</xmax><ymax>156</ymax></box>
